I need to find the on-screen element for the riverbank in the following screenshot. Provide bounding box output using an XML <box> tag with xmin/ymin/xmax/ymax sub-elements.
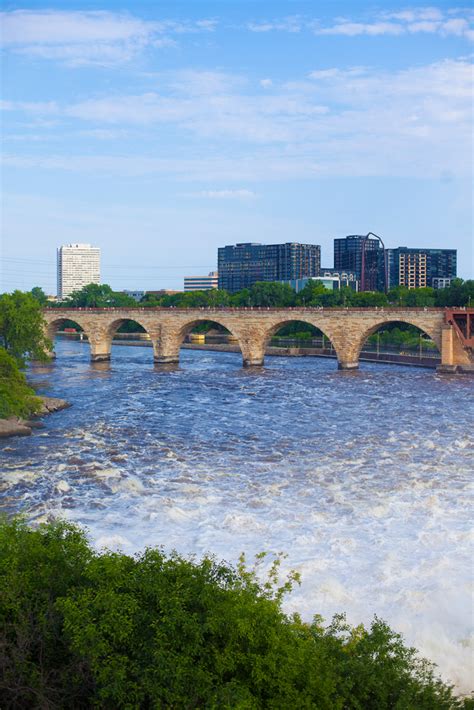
<box><xmin>0</xmin><ymin>396</ymin><xmax>70</xmax><ymax>438</ymax></box>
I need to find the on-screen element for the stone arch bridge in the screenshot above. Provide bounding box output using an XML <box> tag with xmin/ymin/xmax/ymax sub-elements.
<box><xmin>43</xmin><ymin>307</ymin><xmax>473</xmax><ymax>372</ymax></box>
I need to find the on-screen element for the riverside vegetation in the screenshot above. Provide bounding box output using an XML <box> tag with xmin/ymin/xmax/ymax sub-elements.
<box><xmin>1</xmin><ymin>518</ymin><xmax>473</xmax><ymax>709</ymax></box>
<box><xmin>0</xmin><ymin>291</ymin><xmax>51</xmax><ymax>420</ymax></box>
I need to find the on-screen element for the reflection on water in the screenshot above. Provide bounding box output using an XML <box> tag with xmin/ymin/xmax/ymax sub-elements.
<box><xmin>1</xmin><ymin>339</ymin><xmax>473</xmax><ymax>692</ymax></box>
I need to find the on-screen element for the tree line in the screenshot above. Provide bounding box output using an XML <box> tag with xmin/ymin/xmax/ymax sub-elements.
<box><xmin>36</xmin><ymin>278</ymin><xmax>474</xmax><ymax>310</ymax></box>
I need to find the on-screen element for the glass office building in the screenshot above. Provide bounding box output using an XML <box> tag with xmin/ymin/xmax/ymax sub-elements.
<box><xmin>334</xmin><ymin>235</ymin><xmax>386</xmax><ymax>292</ymax></box>
<box><xmin>218</xmin><ymin>242</ymin><xmax>321</xmax><ymax>293</ymax></box>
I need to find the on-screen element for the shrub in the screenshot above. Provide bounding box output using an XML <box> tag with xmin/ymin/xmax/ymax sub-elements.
<box><xmin>0</xmin><ymin>519</ymin><xmax>471</xmax><ymax>709</ymax></box>
<box><xmin>0</xmin><ymin>347</ymin><xmax>41</xmax><ymax>419</ymax></box>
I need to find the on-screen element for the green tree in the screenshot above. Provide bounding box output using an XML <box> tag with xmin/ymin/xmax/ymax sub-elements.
<box><xmin>30</xmin><ymin>286</ymin><xmax>48</xmax><ymax>306</ymax></box>
<box><xmin>387</xmin><ymin>285</ymin><xmax>410</xmax><ymax>306</ymax></box>
<box><xmin>62</xmin><ymin>283</ymin><xmax>137</xmax><ymax>308</ymax></box>
<box><xmin>230</xmin><ymin>287</ymin><xmax>251</xmax><ymax>306</ymax></box>
<box><xmin>0</xmin><ymin>290</ymin><xmax>51</xmax><ymax>365</ymax></box>
<box><xmin>435</xmin><ymin>279</ymin><xmax>474</xmax><ymax>307</ymax></box>
<box><xmin>0</xmin><ymin>347</ymin><xmax>41</xmax><ymax>418</ymax></box>
<box><xmin>350</xmin><ymin>291</ymin><xmax>388</xmax><ymax>308</ymax></box>
<box><xmin>141</xmin><ymin>293</ymin><xmax>164</xmax><ymax>307</ymax></box>
<box><xmin>247</xmin><ymin>281</ymin><xmax>297</xmax><ymax>307</ymax></box>
<box><xmin>405</xmin><ymin>287</ymin><xmax>436</xmax><ymax>307</ymax></box>
<box><xmin>297</xmin><ymin>279</ymin><xmax>329</xmax><ymax>305</ymax></box>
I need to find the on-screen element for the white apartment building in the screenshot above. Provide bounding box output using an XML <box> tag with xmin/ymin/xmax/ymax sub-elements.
<box><xmin>57</xmin><ymin>243</ymin><xmax>101</xmax><ymax>298</ymax></box>
<box><xmin>184</xmin><ymin>271</ymin><xmax>218</xmax><ymax>291</ymax></box>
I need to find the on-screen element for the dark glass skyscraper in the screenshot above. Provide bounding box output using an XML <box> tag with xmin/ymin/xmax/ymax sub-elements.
<box><xmin>334</xmin><ymin>235</ymin><xmax>386</xmax><ymax>291</ymax></box>
<box><xmin>217</xmin><ymin>242</ymin><xmax>321</xmax><ymax>293</ymax></box>
<box><xmin>386</xmin><ymin>248</ymin><xmax>457</xmax><ymax>289</ymax></box>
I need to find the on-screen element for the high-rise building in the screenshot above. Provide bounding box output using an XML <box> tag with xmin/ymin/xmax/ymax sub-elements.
<box><xmin>184</xmin><ymin>272</ymin><xmax>219</xmax><ymax>291</ymax></box>
<box><xmin>386</xmin><ymin>248</ymin><xmax>457</xmax><ymax>290</ymax></box>
<box><xmin>334</xmin><ymin>235</ymin><xmax>386</xmax><ymax>291</ymax></box>
<box><xmin>57</xmin><ymin>243</ymin><xmax>101</xmax><ymax>298</ymax></box>
<box><xmin>218</xmin><ymin>243</ymin><xmax>321</xmax><ymax>293</ymax></box>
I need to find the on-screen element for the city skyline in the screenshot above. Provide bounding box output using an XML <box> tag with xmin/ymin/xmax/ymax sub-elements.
<box><xmin>1</xmin><ymin>0</ymin><xmax>473</xmax><ymax>292</ymax></box>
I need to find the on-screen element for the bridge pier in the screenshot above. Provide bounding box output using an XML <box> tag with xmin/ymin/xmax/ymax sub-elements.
<box><xmin>437</xmin><ymin>324</ymin><xmax>473</xmax><ymax>373</ymax></box>
<box><xmin>240</xmin><ymin>336</ymin><xmax>266</xmax><ymax>368</ymax></box>
<box><xmin>337</xmin><ymin>360</ymin><xmax>359</xmax><ymax>371</ymax></box>
<box><xmin>89</xmin><ymin>335</ymin><xmax>112</xmax><ymax>362</ymax></box>
<box><xmin>154</xmin><ymin>354</ymin><xmax>180</xmax><ymax>365</ymax></box>
<box><xmin>91</xmin><ymin>352</ymin><xmax>111</xmax><ymax>362</ymax></box>
<box><xmin>243</xmin><ymin>355</ymin><xmax>265</xmax><ymax>368</ymax></box>
<box><xmin>152</xmin><ymin>335</ymin><xmax>180</xmax><ymax>365</ymax></box>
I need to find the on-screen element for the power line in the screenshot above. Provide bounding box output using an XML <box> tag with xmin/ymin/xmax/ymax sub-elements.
<box><xmin>1</xmin><ymin>256</ymin><xmax>216</xmax><ymax>271</ymax></box>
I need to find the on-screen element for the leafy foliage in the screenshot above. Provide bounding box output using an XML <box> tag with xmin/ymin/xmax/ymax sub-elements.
<box><xmin>55</xmin><ymin>283</ymin><xmax>138</xmax><ymax>308</ymax></box>
<box><xmin>0</xmin><ymin>291</ymin><xmax>51</xmax><ymax>366</ymax></box>
<box><xmin>0</xmin><ymin>348</ymin><xmax>41</xmax><ymax>418</ymax></box>
<box><xmin>0</xmin><ymin>519</ymin><xmax>470</xmax><ymax>709</ymax></box>
<box><xmin>29</xmin><ymin>286</ymin><xmax>48</xmax><ymax>306</ymax></box>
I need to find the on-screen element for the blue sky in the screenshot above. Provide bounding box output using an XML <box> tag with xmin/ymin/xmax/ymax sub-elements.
<box><xmin>1</xmin><ymin>1</ymin><xmax>473</xmax><ymax>292</ymax></box>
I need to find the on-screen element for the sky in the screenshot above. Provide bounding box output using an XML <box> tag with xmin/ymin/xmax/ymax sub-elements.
<box><xmin>1</xmin><ymin>0</ymin><xmax>473</xmax><ymax>293</ymax></box>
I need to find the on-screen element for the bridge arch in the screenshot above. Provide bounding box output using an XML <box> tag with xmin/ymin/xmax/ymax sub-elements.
<box><xmin>45</xmin><ymin>316</ymin><xmax>93</xmax><ymax>356</ymax></box>
<box><xmin>261</xmin><ymin>318</ymin><xmax>342</xmax><ymax>367</ymax></box>
<box><xmin>106</xmin><ymin>317</ymin><xmax>151</xmax><ymax>340</ymax></box>
<box><xmin>353</xmin><ymin>317</ymin><xmax>441</xmax><ymax>365</ymax></box>
<box><xmin>158</xmin><ymin>316</ymin><xmax>244</xmax><ymax>366</ymax></box>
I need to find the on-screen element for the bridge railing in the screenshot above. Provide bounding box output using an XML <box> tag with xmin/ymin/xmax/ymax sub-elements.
<box><xmin>43</xmin><ymin>306</ymin><xmax>450</xmax><ymax>313</ymax></box>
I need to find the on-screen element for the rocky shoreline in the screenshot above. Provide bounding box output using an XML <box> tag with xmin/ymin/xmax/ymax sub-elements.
<box><xmin>0</xmin><ymin>396</ymin><xmax>70</xmax><ymax>438</ymax></box>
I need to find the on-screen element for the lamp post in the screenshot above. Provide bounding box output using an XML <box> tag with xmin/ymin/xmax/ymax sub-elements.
<box><xmin>419</xmin><ymin>333</ymin><xmax>423</xmax><ymax>360</ymax></box>
<box><xmin>376</xmin><ymin>330</ymin><xmax>384</xmax><ymax>357</ymax></box>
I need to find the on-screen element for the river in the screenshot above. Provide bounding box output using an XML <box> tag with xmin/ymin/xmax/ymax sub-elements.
<box><xmin>1</xmin><ymin>339</ymin><xmax>473</xmax><ymax>692</ymax></box>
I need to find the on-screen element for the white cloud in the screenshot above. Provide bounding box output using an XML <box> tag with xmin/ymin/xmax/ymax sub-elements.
<box><xmin>384</xmin><ymin>8</ymin><xmax>444</xmax><ymax>22</ymax></box>
<box><xmin>192</xmin><ymin>189</ymin><xmax>257</xmax><ymax>199</ymax></box>
<box><xmin>0</xmin><ymin>10</ymin><xmax>215</xmax><ymax>66</ymax></box>
<box><xmin>2</xmin><ymin>59</ymin><xmax>472</xmax><ymax>180</ymax></box>
<box><xmin>1</xmin><ymin>99</ymin><xmax>58</xmax><ymax>114</ymax></box>
<box><xmin>245</xmin><ymin>7</ymin><xmax>474</xmax><ymax>40</ymax></box>
<box><xmin>260</xmin><ymin>79</ymin><xmax>273</xmax><ymax>88</ymax></box>
<box><xmin>309</xmin><ymin>67</ymin><xmax>367</xmax><ymax>80</ymax></box>
<box><xmin>247</xmin><ymin>16</ymin><xmax>302</xmax><ymax>33</ymax></box>
<box><xmin>317</xmin><ymin>21</ymin><xmax>405</xmax><ymax>37</ymax></box>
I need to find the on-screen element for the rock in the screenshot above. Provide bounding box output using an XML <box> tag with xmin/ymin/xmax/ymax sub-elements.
<box><xmin>0</xmin><ymin>396</ymin><xmax>70</xmax><ymax>439</ymax></box>
<box><xmin>24</xmin><ymin>420</ymin><xmax>45</xmax><ymax>429</ymax></box>
<box><xmin>38</xmin><ymin>396</ymin><xmax>71</xmax><ymax>415</ymax></box>
<box><xmin>0</xmin><ymin>418</ymin><xmax>32</xmax><ymax>438</ymax></box>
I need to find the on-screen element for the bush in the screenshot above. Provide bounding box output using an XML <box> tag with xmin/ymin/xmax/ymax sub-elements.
<box><xmin>0</xmin><ymin>347</ymin><xmax>41</xmax><ymax>419</ymax></box>
<box><xmin>0</xmin><ymin>519</ymin><xmax>471</xmax><ymax>709</ymax></box>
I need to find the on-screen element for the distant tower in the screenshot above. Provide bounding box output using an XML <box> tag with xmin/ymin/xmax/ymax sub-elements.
<box><xmin>57</xmin><ymin>243</ymin><xmax>101</xmax><ymax>298</ymax></box>
<box><xmin>334</xmin><ymin>235</ymin><xmax>386</xmax><ymax>292</ymax></box>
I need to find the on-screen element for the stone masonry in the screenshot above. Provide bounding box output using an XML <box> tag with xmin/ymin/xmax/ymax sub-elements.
<box><xmin>43</xmin><ymin>307</ymin><xmax>473</xmax><ymax>371</ymax></box>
